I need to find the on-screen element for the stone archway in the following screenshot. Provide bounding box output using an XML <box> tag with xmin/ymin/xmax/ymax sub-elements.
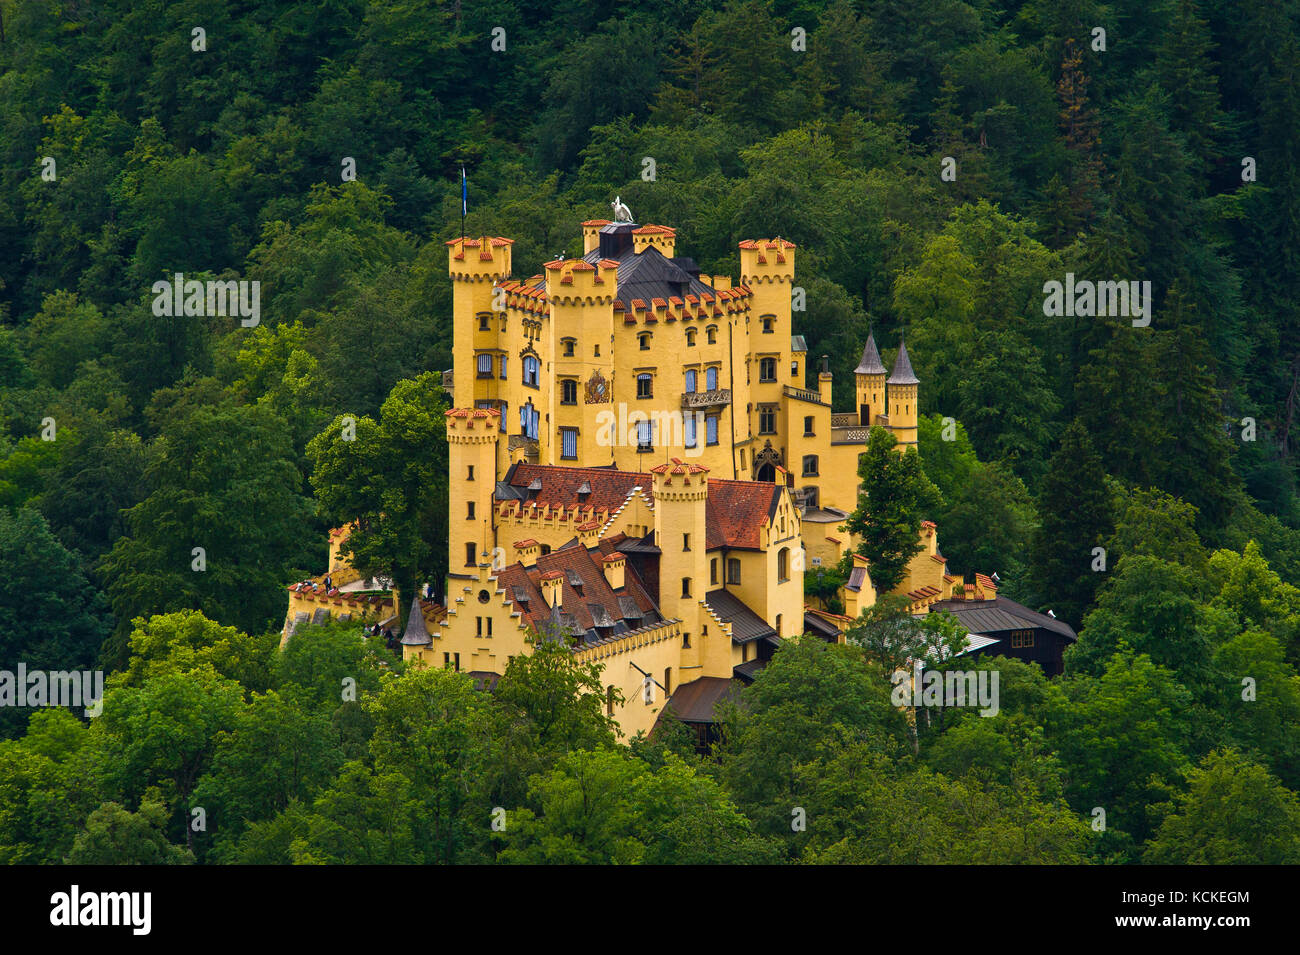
<box><xmin>753</xmin><ymin>441</ymin><xmax>782</xmax><ymax>482</ymax></box>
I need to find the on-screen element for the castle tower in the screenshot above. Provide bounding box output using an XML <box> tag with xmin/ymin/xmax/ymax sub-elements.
<box><xmin>650</xmin><ymin>459</ymin><xmax>713</xmax><ymax>668</ymax></box>
<box><xmin>854</xmin><ymin>331</ymin><xmax>887</xmax><ymax>428</ymax></box>
<box><xmin>887</xmin><ymin>338</ymin><xmax>920</xmax><ymax>450</ymax></box>
<box><xmin>739</xmin><ymin>238</ymin><xmax>796</xmax><ymax>458</ymax></box>
<box><xmin>448</xmin><ymin>236</ymin><xmax>513</xmax><ymax>413</ymax></box>
<box><xmin>545</xmin><ymin>256</ymin><xmax>616</xmax><ymax>467</ymax></box>
<box><xmin>445</xmin><ymin>408</ymin><xmax>500</xmax><ymax>577</ymax></box>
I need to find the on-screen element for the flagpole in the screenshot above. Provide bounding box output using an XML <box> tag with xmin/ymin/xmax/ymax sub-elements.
<box><xmin>460</xmin><ymin>163</ymin><xmax>466</xmax><ymax>244</ymax></box>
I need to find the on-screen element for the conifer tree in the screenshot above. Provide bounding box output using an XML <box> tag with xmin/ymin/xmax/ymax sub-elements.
<box><xmin>842</xmin><ymin>427</ymin><xmax>942</xmax><ymax>595</ymax></box>
<box><xmin>1029</xmin><ymin>419</ymin><xmax>1113</xmax><ymax>627</ymax></box>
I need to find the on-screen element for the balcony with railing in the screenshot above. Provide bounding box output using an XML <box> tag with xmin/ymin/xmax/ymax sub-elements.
<box><xmin>782</xmin><ymin>384</ymin><xmax>826</xmax><ymax>405</ymax></box>
<box><xmin>681</xmin><ymin>388</ymin><xmax>731</xmax><ymax>409</ymax></box>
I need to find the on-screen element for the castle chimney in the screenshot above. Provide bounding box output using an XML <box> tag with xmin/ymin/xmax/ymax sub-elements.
<box><xmin>540</xmin><ymin>570</ymin><xmax>563</xmax><ymax>609</ymax></box>
<box><xmin>515</xmin><ymin>539</ymin><xmax>540</xmax><ymax>567</ymax></box>
<box><xmin>602</xmin><ymin>552</ymin><xmax>626</xmax><ymax>591</ymax></box>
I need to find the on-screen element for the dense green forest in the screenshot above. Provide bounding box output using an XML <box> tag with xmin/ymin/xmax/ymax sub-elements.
<box><xmin>2</xmin><ymin>0</ymin><xmax>1300</xmax><ymax>863</ymax></box>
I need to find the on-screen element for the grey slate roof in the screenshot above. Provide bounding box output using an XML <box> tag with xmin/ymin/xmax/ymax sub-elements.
<box><xmin>400</xmin><ymin>597</ymin><xmax>432</xmax><ymax>646</ymax></box>
<box><xmin>580</xmin><ymin>244</ymin><xmax>716</xmax><ymax>304</ymax></box>
<box><xmin>928</xmin><ymin>596</ymin><xmax>1078</xmax><ymax>642</ymax></box>
<box><xmin>854</xmin><ymin>331</ymin><xmax>886</xmax><ymax>375</ymax></box>
<box><xmin>888</xmin><ymin>339</ymin><xmax>920</xmax><ymax>385</ymax></box>
<box><xmin>705</xmin><ymin>589</ymin><xmax>778</xmax><ymax>644</ymax></box>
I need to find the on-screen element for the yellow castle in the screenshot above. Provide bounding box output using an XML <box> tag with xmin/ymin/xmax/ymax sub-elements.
<box><xmin>288</xmin><ymin>212</ymin><xmax>992</xmax><ymax>742</ymax></box>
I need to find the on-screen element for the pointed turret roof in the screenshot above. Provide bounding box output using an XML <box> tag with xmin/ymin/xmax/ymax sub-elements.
<box><xmin>888</xmin><ymin>338</ymin><xmax>920</xmax><ymax>385</ymax></box>
<box><xmin>854</xmin><ymin>331</ymin><xmax>886</xmax><ymax>375</ymax></box>
<box><xmin>400</xmin><ymin>596</ymin><xmax>432</xmax><ymax>646</ymax></box>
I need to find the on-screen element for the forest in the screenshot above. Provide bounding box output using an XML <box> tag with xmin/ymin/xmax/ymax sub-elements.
<box><xmin>1</xmin><ymin>0</ymin><xmax>1300</xmax><ymax>864</ymax></box>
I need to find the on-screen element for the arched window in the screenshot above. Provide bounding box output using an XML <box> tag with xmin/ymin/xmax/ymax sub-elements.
<box><xmin>705</xmin><ymin>366</ymin><xmax>718</xmax><ymax>390</ymax></box>
<box><xmin>777</xmin><ymin>547</ymin><xmax>789</xmax><ymax>582</ymax></box>
<box><xmin>706</xmin><ymin>325</ymin><xmax>717</xmax><ymax>344</ymax></box>
<box><xmin>685</xmin><ymin>369</ymin><xmax>697</xmax><ymax>392</ymax></box>
<box><xmin>638</xmin><ymin>332</ymin><xmax>651</xmax><ymax>350</ymax></box>
<box><xmin>523</xmin><ymin>356</ymin><xmax>539</xmax><ymax>387</ymax></box>
<box><xmin>686</xmin><ymin>328</ymin><xmax>697</xmax><ymax>346</ymax></box>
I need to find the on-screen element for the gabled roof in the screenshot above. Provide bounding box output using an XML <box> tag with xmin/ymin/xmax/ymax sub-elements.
<box><xmin>888</xmin><ymin>338</ymin><xmax>920</xmax><ymax>385</ymax></box>
<box><xmin>703</xmin><ymin>479</ymin><xmax>781</xmax><ymax>550</ymax></box>
<box><xmin>854</xmin><ymin>331</ymin><xmax>886</xmax><ymax>375</ymax></box>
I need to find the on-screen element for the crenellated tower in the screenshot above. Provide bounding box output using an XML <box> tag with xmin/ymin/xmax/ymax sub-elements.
<box><xmin>448</xmin><ymin>235</ymin><xmax>513</xmax><ymax>414</ymax></box>
<box><xmin>445</xmin><ymin>407</ymin><xmax>500</xmax><ymax>576</ymax></box>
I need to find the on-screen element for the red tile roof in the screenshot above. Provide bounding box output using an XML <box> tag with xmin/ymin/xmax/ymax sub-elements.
<box><xmin>702</xmin><ymin>479</ymin><xmax>780</xmax><ymax>550</ymax></box>
<box><xmin>496</xmin><ymin>542</ymin><xmax>660</xmax><ymax>634</ymax></box>
<box><xmin>503</xmin><ymin>464</ymin><xmax>781</xmax><ymax>551</ymax></box>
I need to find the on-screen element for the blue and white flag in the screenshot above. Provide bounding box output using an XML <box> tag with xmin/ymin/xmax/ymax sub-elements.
<box><xmin>461</xmin><ymin>167</ymin><xmax>468</xmax><ymax>217</ymax></box>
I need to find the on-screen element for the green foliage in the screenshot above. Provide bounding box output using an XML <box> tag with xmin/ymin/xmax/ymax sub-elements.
<box><xmin>1029</xmin><ymin>420</ymin><xmax>1113</xmax><ymax>628</ymax></box>
<box><xmin>3</xmin><ymin>0</ymin><xmax>1300</xmax><ymax>867</ymax></box>
<box><xmin>307</xmin><ymin>374</ymin><xmax>450</xmax><ymax>621</ymax></box>
<box><xmin>100</xmin><ymin>396</ymin><xmax>315</xmax><ymax>652</ymax></box>
<box><xmin>1145</xmin><ymin>750</ymin><xmax>1300</xmax><ymax>864</ymax></box>
<box><xmin>842</xmin><ymin>426</ymin><xmax>942</xmax><ymax>594</ymax></box>
<box><xmin>65</xmin><ymin>799</ymin><xmax>194</xmax><ymax>865</ymax></box>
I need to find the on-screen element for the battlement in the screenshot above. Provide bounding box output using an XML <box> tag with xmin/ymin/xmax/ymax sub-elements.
<box><xmin>615</xmin><ymin>284</ymin><xmax>748</xmax><ymax>327</ymax></box>
<box><xmin>650</xmin><ymin>457</ymin><xmax>710</xmax><ymax>498</ymax></box>
<box><xmin>447</xmin><ymin>236</ymin><xmax>513</xmax><ymax>280</ymax></box>
<box><xmin>738</xmin><ymin>238</ymin><xmax>796</xmax><ymax>284</ymax></box>
<box><xmin>632</xmin><ymin>224</ymin><xmax>677</xmax><ymax>257</ymax></box>
<box><xmin>446</xmin><ymin>407</ymin><xmax>502</xmax><ymax>440</ymax></box>
<box><xmin>496</xmin><ymin>498</ymin><xmax>614</xmax><ymax>545</ymax></box>
<box><xmin>570</xmin><ymin>618</ymin><xmax>682</xmax><ymax>665</ymax></box>
<box><xmin>544</xmin><ymin>258</ymin><xmax>616</xmax><ymax>306</ymax></box>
